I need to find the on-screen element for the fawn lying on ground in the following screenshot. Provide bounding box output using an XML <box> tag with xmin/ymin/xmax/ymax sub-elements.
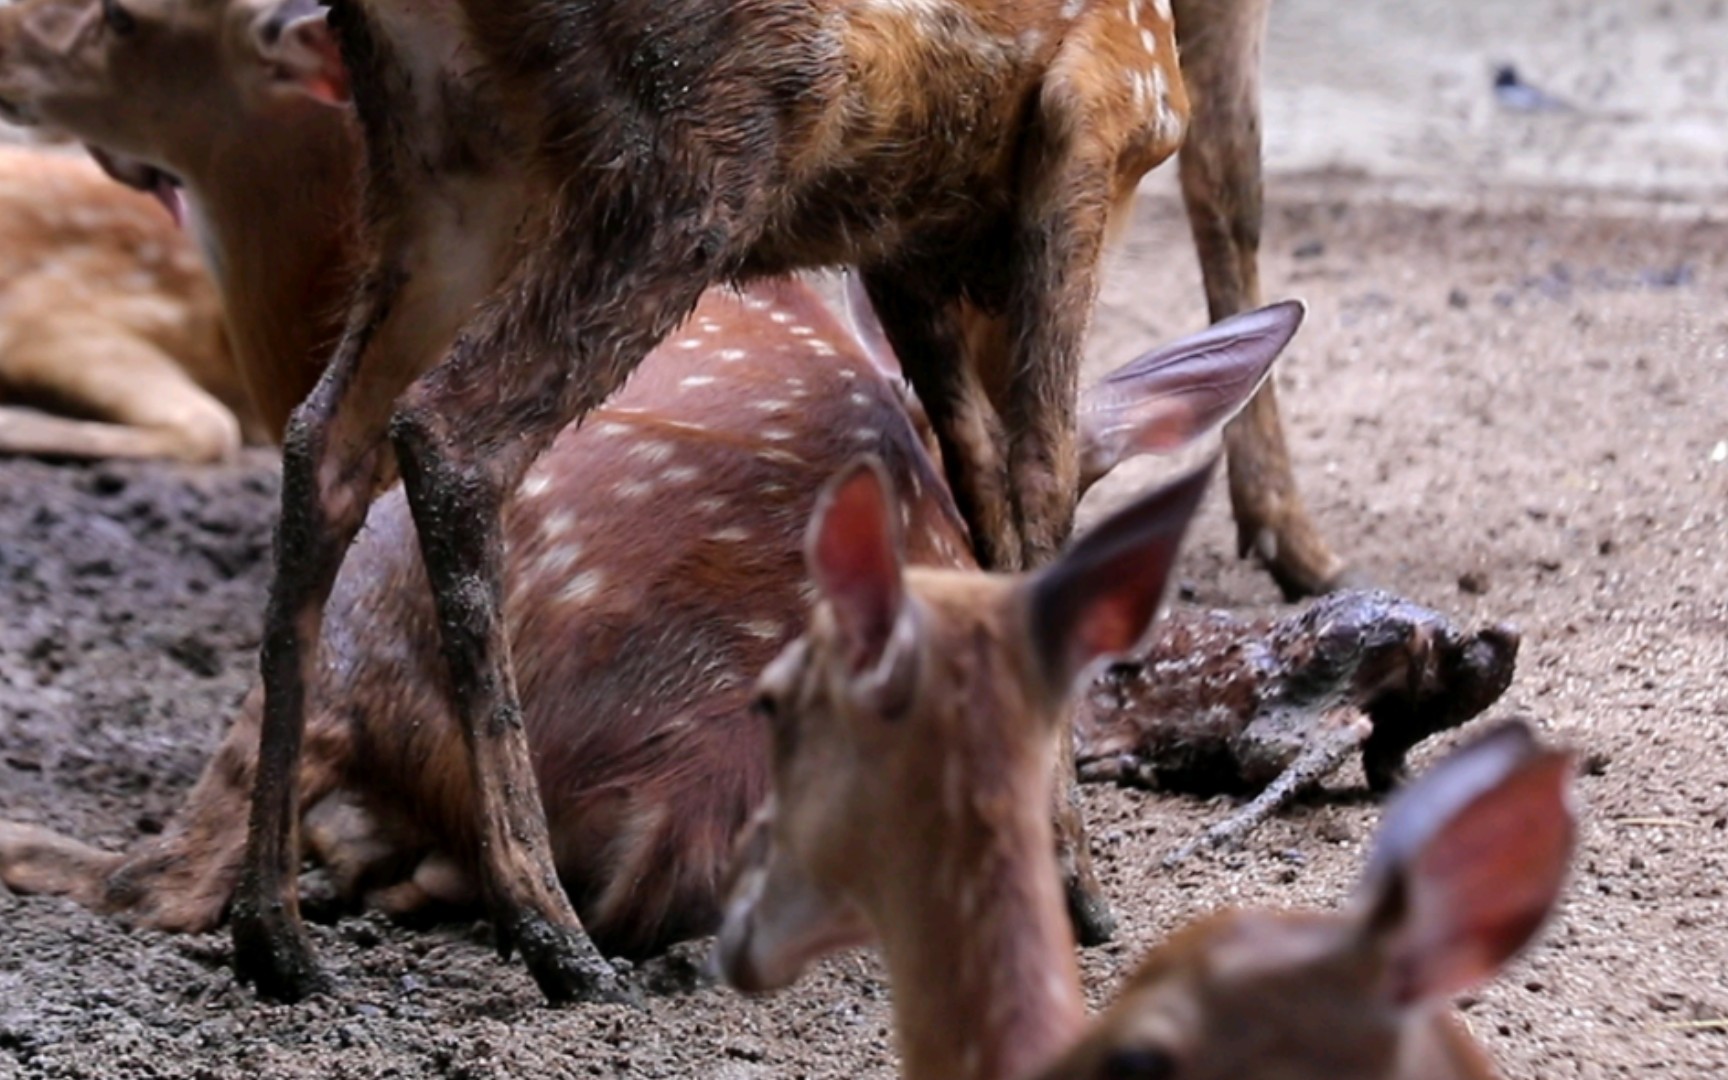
<box><xmin>0</xmin><ymin>145</ymin><xmax>258</xmax><ymax>463</ymax></box>
<box><xmin>0</xmin><ymin>288</ymin><xmax>1296</xmax><ymax>978</ymax></box>
<box><xmin>715</xmin><ymin>455</ymin><xmax>1573</xmax><ymax>1079</ymax></box>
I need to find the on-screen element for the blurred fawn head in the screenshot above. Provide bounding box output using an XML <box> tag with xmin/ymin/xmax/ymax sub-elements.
<box><xmin>1044</xmin><ymin>720</ymin><xmax>1575</xmax><ymax>1080</ymax></box>
<box><xmin>0</xmin><ymin>0</ymin><xmax>344</xmax><ymax>183</ymax></box>
<box><xmin>716</xmin><ymin>455</ymin><xmax>1215</xmax><ymax>993</ymax></box>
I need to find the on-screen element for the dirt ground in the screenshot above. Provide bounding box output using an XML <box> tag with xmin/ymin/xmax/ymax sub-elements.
<box><xmin>4</xmin><ymin>3</ymin><xmax>1728</xmax><ymax>1079</ymax></box>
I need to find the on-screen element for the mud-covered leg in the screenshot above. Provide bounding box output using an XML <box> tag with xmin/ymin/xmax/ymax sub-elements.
<box><xmin>231</xmin><ymin>274</ymin><xmax>412</xmax><ymax>1002</ymax></box>
<box><xmin>386</xmin><ymin>235</ymin><xmax>712</xmax><ymax>1004</ymax></box>
<box><xmin>1162</xmin><ymin>714</ymin><xmax>1365</xmax><ymax>867</ymax></box>
<box><xmin>1173</xmin><ymin>0</ymin><xmax>1346</xmax><ymax>598</ymax></box>
<box><xmin>860</xmin><ymin>270</ymin><xmax>1020</xmax><ymax>572</ymax></box>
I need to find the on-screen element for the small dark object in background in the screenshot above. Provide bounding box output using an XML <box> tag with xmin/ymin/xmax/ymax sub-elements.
<box><xmin>1493</xmin><ymin>65</ymin><xmax>1577</xmax><ymax>114</ymax></box>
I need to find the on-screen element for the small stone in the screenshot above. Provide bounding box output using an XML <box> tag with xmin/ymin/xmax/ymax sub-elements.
<box><xmin>1457</xmin><ymin>570</ymin><xmax>1490</xmax><ymax>595</ymax></box>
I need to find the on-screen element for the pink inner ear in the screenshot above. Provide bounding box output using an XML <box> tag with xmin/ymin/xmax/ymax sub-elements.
<box><xmin>810</xmin><ymin>463</ymin><xmax>904</xmax><ymax>670</ymax></box>
<box><xmin>1392</xmin><ymin>753</ymin><xmax>1575</xmax><ymax>1004</ymax></box>
<box><xmin>285</xmin><ymin>19</ymin><xmax>351</xmax><ymax>106</ymax></box>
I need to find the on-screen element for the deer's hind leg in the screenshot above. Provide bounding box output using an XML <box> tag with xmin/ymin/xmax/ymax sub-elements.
<box><xmin>384</xmin><ymin>198</ymin><xmax>720</xmax><ymax>1002</ymax></box>
<box><xmin>1172</xmin><ymin>0</ymin><xmax>1347</xmax><ymax>598</ymax></box>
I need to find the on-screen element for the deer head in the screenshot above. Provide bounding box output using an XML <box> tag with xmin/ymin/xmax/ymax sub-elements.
<box><xmin>1041</xmin><ymin>720</ymin><xmax>1575</xmax><ymax>1080</ymax></box>
<box><xmin>0</xmin><ymin>0</ymin><xmax>345</xmax><ymax>182</ymax></box>
<box><xmin>716</xmin><ymin>456</ymin><xmax>1214</xmax><ymax>1079</ymax></box>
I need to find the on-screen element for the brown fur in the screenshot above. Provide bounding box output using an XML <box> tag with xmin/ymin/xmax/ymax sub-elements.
<box><xmin>236</xmin><ymin>0</ymin><xmax>1191</xmax><ymax>1002</ymax></box>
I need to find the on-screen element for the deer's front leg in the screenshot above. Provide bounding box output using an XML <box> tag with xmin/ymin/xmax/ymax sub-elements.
<box><xmin>233</xmin><ymin>270</ymin><xmax>412</xmax><ymax>1002</ymax></box>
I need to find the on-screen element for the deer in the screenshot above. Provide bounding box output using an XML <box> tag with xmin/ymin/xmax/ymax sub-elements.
<box><xmin>0</xmin><ymin>144</ymin><xmax>262</xmax><ymax>463</ymax></box>
<box><xmin>0</xmin><ymin>0</ymin><xmax>1347</xmax><ymax>1003</ymax></box>
<box><xmin>0</xmin><ymin>286</ymin><xmax>1303</xmax><ymax>980</ymax></box>
<box><xmin>713</xmin><ymin>452</ymin><xmax>1575</xmax><ymax>1080</ymax></box>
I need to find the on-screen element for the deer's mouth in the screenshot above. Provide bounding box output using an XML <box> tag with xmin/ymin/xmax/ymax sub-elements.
<box><xmin>85</xmin><ymin>146</ymin><xmax>187</xmax><ymax>228</ymax></box>
<box><xmin>0</xmin><ymin>92</ymin><xmax>37</xmax><ymax>127</ymax></box>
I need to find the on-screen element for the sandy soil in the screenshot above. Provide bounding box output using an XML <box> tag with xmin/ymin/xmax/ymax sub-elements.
<box><xmin>3</xmin><ymin>3</ymin><xmax>1728</xmax><ymax>1079</ymax></box>
<box><xmin>3</xmin><ymin>185</ymin><xmax>1726</xmax><ymax>1079</ymax></box>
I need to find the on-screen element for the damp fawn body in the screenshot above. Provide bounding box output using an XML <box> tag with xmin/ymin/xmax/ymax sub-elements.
<box><xmin>0</xmin><ymin>145</ymin><xmax>257</xmax><ymax>463</ymax></box>
<box><xmin>714</xmin><ymin>450</ymin><xmax>1575</xmax><ymax>1080</ymax></box>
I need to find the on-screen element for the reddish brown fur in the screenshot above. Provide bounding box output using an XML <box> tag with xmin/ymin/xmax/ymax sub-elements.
<box><xmin>0</xmin><ymin>145</ymin><xmax>257</xmax><ymax>463</ymax></box>
<box><xmin>228</xmin><ymin>0</ymin><xmax>1194</xmax><ymax>1001</ymax></box>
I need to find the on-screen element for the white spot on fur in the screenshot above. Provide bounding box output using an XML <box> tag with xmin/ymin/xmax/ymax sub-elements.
<box><xmin>629</xmin><ymin>440</ymin><xmax>676</xmax><ymax>464</ymax></box>
<box><xmin>681</xmin><ymin>374</ymin><xmax>717</xmax><ymax>389</ymax></box>
<box><xmin>709</xmin><ymin>527</ymin><xmax>751</xmax><ymax>543</ymax></box>
<box><xmin>740</xmin><ymin>620</ymin><xmax>783</xmax><ymax>641</ymax></box>
<box><xmin>805</xmin><ymin>339</ymin><xmax>837</xmax><ymax>356</ymax></box>
<box><xmin>698</xmin><ymin>319</ymin><xmax>721</xmax><ymax>333</ymax></box>
<box><xmin>521</xmin><ymin>472</ymin><xmax>553</xmax><ymax>498</ymax></box>
<box><xmin>1140</xmin><ymin>28</ymin><xmax>1157</xmax><ymax>54</ymax></box>
<box><xmin>614</xmin><ymin>479</ymin><xmax>656</xmax><ymax>500</ymax></box>
<box><xmin>852</xmin><ymin>427</ymin><xmax>882</xmax><ymax>442</ymax></box>
<box><xmin>751</xmin><ymin>399</ymin><xmax>792</xmax><ymax>413</ymax></box>
<box><xmin>837</xmin><ymin>368</ymin><xmax>859</xmax><ymax>380</ymax></box>
<box><xmin>677</xmin><ymin>338</ymin><xmax>704</xmax><ymax>350</ymax></box>
<box><xmin>560</xmin><ymin>568</ymin><xmax>606</xmax><ymax>606</ymax></box>
<box><xmin>594</xmin><ymin>421</ymin><xmax>632</xmax><ymax>438</ymax></box>
<box><xmin>536</xmin><ymin>544</ymin><xmax>584</xmax><ymax>578</ymax></box>
<box><xmin>1150</xmin><ymin>0</ymin><xmax>1171</xmax><ymax>20</ymax></box>
<box><xmin>745</xmin><ymin>296</ymin><xmax>772</xmax><ymax>312</ymax></box>
<box><xmin>1061</xmin><ymin>0</ymin><xmax>1085</xmax><ymax>18</ymax></box>
<box><xmin>695</xmin><ymin>497</ymin><xmax>727</xmax><ymax>514</ymax></box>
<box><xmin>663</xmin><ymin>464</ymin><xmax>702</xmax><ymax>484</ymax></box>
<box><xmin>788</xmin><ymin>325</ymin><xmax>814</xmax><ymax>336</ymax></box>
<box><xmin>718</xmin><ymin>348</ymin><xmax>747</xmax><ymax>362</ymax></box>
<box><xmin>769</xmin><ymin>311</ymin><xmax>793</xmax><ymax>324</ymax></box>
<box><xmin>848</xmin><ymin>391</ymin><xmax>871</xmax><ymax>407</ymax></box>
<box><xmin>761</xmin><ymin>428</ymin><xmax>795</xmax><ymax>442</ymax></box>
<box><xmin>758</xmin><ymin>448</ymin><xmax>806</xmax><ymax>466</ymax></box>
<box><xmin>542</xmin><ymin>511</ymin><xmax>577</xmax><ymax>539</ymax></box>
<box><xmin>759</xmin><ymin>482</ymin><xmax>787</xmax><ymax>497</ymax></box>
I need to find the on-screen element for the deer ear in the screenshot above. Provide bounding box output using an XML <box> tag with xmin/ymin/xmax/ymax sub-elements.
<box><xmin>1077</xmin><ymin>301</ymin><xmax>1302</xmax><ymax>491</ymax></box>
<box><xmin>839</xmin><ymin>272</ymin><xmax>904</xmax><ymax>381</ymax></box>
<box><xmin>255</xmin><ymin>5</ymin><xmax>350</xmax><ymax>107</ymax></box>
<box><xmin>1353</xmin><ymin>720</ymin><xmax>1576</xmax><ymax>1006</ymax></box>
<box><xmin>806</xmin><ymin>458</ymin><xmax>908</xmax><ymax>675</ymax></box>
<box><xmin>1023</xmin><ymin>458</ymin><xmax>1214</xmax><ymax>699</ymax></box>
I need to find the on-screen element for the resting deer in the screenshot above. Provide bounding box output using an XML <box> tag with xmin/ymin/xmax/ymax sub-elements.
<box><xmin>0</xmin><ymin>144</ymin><xmax>259</xmax><ymax>463</ymax></box>
<box><xmin>714</xmin><ymin>453</ymin><xmax>1574</xmax><ymax>1079</ymax></box>
<box><xmin>0</xmin><ymin>288</ymin><xmax>1297</xmax><ymax>977</ymax></box>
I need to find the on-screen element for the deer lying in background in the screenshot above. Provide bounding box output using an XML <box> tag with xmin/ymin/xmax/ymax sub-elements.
<box><xmin>0</xmin><ymin>289</ymin><xmax>1295</xmax><ymax>976</ymax></box>
<box><xmin>0</xmin><ymin>145</ymin><xmax>260</xmax><ymax>463</ymax></box>
<box><xmin>715</xmin><ymin>454</ymin><xmax>1574</xmax><ymax>1079</ymax></box>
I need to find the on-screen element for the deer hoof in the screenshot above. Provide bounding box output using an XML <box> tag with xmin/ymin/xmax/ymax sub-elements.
<box><xmin>231</xmin><ymin>907</ymin><xmax>335</xmax><ymax>1003</ymax></box>
<box><xmin>511</xmin><ymin>911</ymin><xmax>641</xmax><ymax>1007</ymax></box>
<box><xmin>1065</xmin><ymin>877</ymin><xmax>1118</xmax><ymax>947</ymax></box>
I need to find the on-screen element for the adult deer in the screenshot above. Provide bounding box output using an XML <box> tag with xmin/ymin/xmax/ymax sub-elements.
<box><xmin>0</xmin><ymin>288</ymin><xmax>1298</xmax><ymax>978</ymax></box>
<box><xmin>714</xmin><ymin>449</ymin><xmax>1573</xmax><ymax>1079</ymax></box>
<box><xmin>0</xmin><ymin>0</ymin><xmax>1345</xmax><ymax>1002</ymax></box>
<box><xmin>0</xmin><ymin>145</ymin><xmax>259</xmax><ymax>463</ymax></box>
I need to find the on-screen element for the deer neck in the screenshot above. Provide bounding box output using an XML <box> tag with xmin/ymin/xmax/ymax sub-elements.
<box><xmin>872</xmin><ymin>759</ymin><xmax>1087</xmax><ymax>1080</ymax></box>
<box><xmin>184</xmin><ymin>110</ymin><xmax>361</xmax><ymax>439</ymax></box>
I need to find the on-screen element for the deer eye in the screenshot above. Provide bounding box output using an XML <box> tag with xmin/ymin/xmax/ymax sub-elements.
<box><xmin>102</xmin><ymin>0</ymin><xmax>137</xmax><ymax>36</ymax></box>
<box><xmin>1101</xmin><ymin>1046</ymin><xmax>1178</xmax><ymax>1080</ymax></box>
